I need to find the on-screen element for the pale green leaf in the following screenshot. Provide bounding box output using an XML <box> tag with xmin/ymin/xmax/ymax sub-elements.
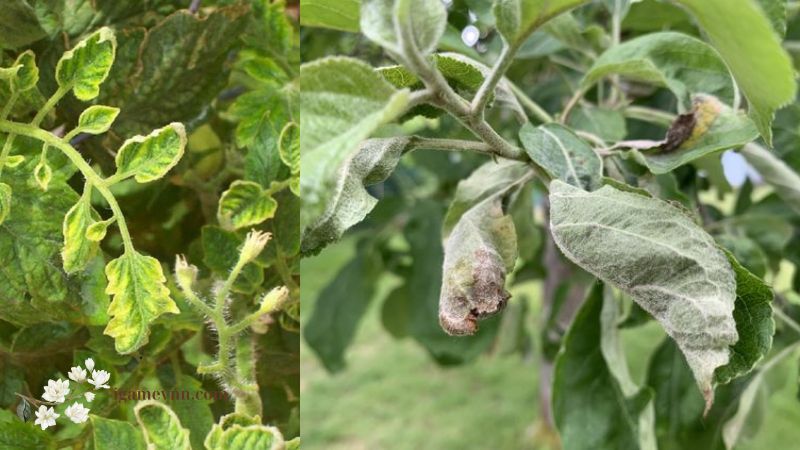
<box><xmin>519</xmin><ymin>122</ymin><xmax>602</xmax><ymax>190</ymax></box>
<box><xmin>631</xmin><ymin>95</ymin><xmax>759</xmax><ymax>174</ymax></box>
<box><xmin>300</xmin><ymin>0</ymin><xmax>361</xmax><ymax>32</ymax></box>
<box><xmin>286</xmin><ymin>438</ymin><xmax>301</xmax><ymax>450</ymax></box>
<box><xmin>104</xmin><ymin>251</ymin><xmax>180</xmax><ymax>354</ymax></box>
<box><xmin>0</xmin><ymin>182</ymin><xmax>10</xmax><ymax>226</ymax></box>
<box><xmin>61</xmin><ymin>189</ymin><xmax>100</xmax><ymax>274</ymax></box>
<box><xmin>3</xmin><ymin>155</ymin><xmax>25</xmax><ymax>168</ymax></box>
<box><xmin>493</xmin><ymin>0</ymin><xmax>590</xmax><ymax>47</ymax></box>
<box><xmin>553</xmin><ymin>284</ymin><xmax>654</xmax><ymax>450</ymax></box>
<box><xmin>204</xmin><ymin>414</ymin><xmax>285</xmax><ymax>450</ymax></box>
<box><xmin>755</xmin><ymin>0</ymin><xmax>787</xmax><ymax>37</ymax></box>
<box><xmin>279</xmin><ymin>121</ymin><xmax>299</xmax><ymax>196</ymax></box>
<box><xmin>584</xmin><ymin>31</ymin><xmax>735</xmax><ymax>108</ymax></box>
<box><xmin>714</xmin><ymin>249</ymin><xmax>774</xmax><ymax>384</ymax></box>
<box><xmin>301</xmin><ymin>137</ymin><xmax>408</xmax><ymax>254</ymax></box>
<box><xmin>11</xmin><ymin>50</ymin><xmax>38</xmax><ymax>93</ymax></box>
<box><xmin>439</xmin><ymin>197</ymin><xmax>516</xmax><ymax>336</ymax></box>
<box><xmin>134</xmin><ymin>400</ymin><xmax>191</xmax><ymax>450</ymax></box>
<box><xmin>673</xmin><ymin>0</ymin><xmax>796</xmax><ymax>145</ymax></box>
<box><xmin>56</xmin><ymin>26</ymin><xmax>116</xmax><ymax>101</ymax></box>
<box><xmin>567</xmin><ymin>104</ymin><xmax>627</xmax><ymax>142</ymax></box>
<box><xmin>86</xmin><ymin>218</ymin><xmax>114</xmax><ymax>242</ymax></box>
<box><xmin>90</xmin><ymin>415</ymin><xmax>146</xmax><ymax>450</ymax></box>
<box><xmin>300</xmin><ymin>57</ymin><xmax>409</xmax><ymax>247</ymax></box>
<box><xmin>75</xmin><ymin>105</ymin><xmax>120</xmax><ymax>135</ymax></box>
<box><xmin>443</xmin><ymin>159</ymin><xmax>531</xmax><ymax>237</ymax></box>
<box><xmin>217</xmin><ymin>180</ymin><xmax>278</xmax><ymax>230</ymax></box>
<box><xmin>361</xmin><ymin>0</ymin><xmax>446</xmax><ymax>55</ymax></box>
<box><xmin>33</xmin><ymin>154</ymin><xmax>51</xmax><ymax>191</ymax></box>
<box><xmin>741</xmin><ymin>143</ymin><xmax>800</xmax><ymax>214</ymax></box>
<box><xmin>549</xmin><ymin>180</ymin><xmax>738</xmax><ymax>409</ymax></box>
<box><xmin>114</xmin><ymin>122</ymin><xmax>186</xmax><ymax>183</ymax></box>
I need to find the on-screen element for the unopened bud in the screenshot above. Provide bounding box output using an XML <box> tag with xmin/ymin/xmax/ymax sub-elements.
<box><xmin>239</xmin><ymin>230</ymin><xmax>271</xmax><ymax>264</ymax></box>
<box><xmin>259</xmin><ymin>286</ymin><xmax>289</xmax><ymax>314</ymax></box>
<box><xmin>174</xmin><ymin>255</ymin><xmax>198</xmax><ymax>292</ymax></box>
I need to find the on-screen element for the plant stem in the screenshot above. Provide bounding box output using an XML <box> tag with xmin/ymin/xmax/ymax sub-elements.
<box><xmin>471</xmin><ymin>44</ymin><xmax>516</xmax><ymax>115</ymax></box>
<box><xmin>31</xmin><ymin>86</ymin><xmax>69</xmax><ymax>127</ymax></box>
<box><xmin>623</xmin><ymin>106</ymin><xmax>676</xmax><ymax>126</ymax></box>
<box><xmin>0</xmin><ymin>119</ymin><xmax>137</xmax><ymax>254</ymax></box>
<box><xmin>774</xmin><ymin>306</ymin><xmax>800</xmax><ymax>335</ymax></box>
<box><xmin>405</xmin><ymin>136</ymin><xmax>524</xmax><ymax>160</ymax></box>
<box><xmin>508</xmin><ymin>82</ymin><xmax>554</xmax><ymax>123</ymax></box>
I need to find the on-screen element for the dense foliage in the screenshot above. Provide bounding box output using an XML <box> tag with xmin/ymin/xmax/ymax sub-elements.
<box><xmin>301</xmin><ymin>0</ymin><xmax>800</xmax><ymax>448</ymax></box>
<box><xmin>0</xmin><ymin>1</ymin><xmax>299</xmax><ymax>448</ymax></box>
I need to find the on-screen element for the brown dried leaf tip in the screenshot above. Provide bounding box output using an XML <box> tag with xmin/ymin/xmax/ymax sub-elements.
<box><xmin>658</xmin><ymin>94</ymin><xmax>722</xmax><ymax>153</ymax></box>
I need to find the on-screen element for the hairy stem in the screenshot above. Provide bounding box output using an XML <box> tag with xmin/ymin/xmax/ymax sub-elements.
<box><xmin>508</xmin><ymin>82</ymin><xmax>554</xmax><ymax>123</ymax></box>
<box><xmin>471</xmin><ymin>44</ymin><xmax>516</xmax><ymax>115</ymax></box>
<box><xmin>0</xmin><ymin>119</ymin><xmax>136</xmax><ymax>253</ymax></box>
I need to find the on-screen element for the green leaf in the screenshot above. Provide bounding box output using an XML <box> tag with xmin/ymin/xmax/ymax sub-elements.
<box><xmin>361</xmin><ymin>0</ymin><xmax>446</xmax><ymax>55</ymax></box>
<box><xmin>0</xmin><ymin>409</ymin><xmax>54</xmax><ymax>449</ymax></box>
<box><xmin>201</xmin><ymin>226</ymin><xmax>263</xmax><ymax>294</ymax></box>
<box><xmin>439</xmin><ymin>196</ymin><xmax>517</xmax><ymax>335</ymax></box>
<box><xmin>300</xmin><ymin>0</ymin><xmax>361</xmax><ymax>32</ymax></box>
<box><xmin>217</xmin><ymin>180</ymin><xmax>278</xmax><ymax>230</ymax></box>
<box><xmin>286</xmin><ymin>438</ymin><xmax>301</xmax><ymax>450</ymax></box>
<box><xmin>300</xmin><ymin>57</ymin><xmax>409</xmax><ymax>248</ymax></box>
<box><xmin>204</xmin><ymin>413</ymin><xmax>286</xmax><ymax>450</ymax></box>
<box><xmin>714</xmin><ymin>249</ymin><xmax>774</xmax><ymax>384</ymax></box>
<box><xmin>0</xmin><ymin>1</ymin><xmax>48</xmax><ymax>49</ymax></box>
<box><xmin>519</xmin><ymin>122</ymin><xmax>602</xmax><ymax>190</ymax></box>
<box><xmin>0</xmin><ymin>182</ymin><xmax>10</xmax><ymax>226</ymax></box>
<box><xmin>741</xmin><ymin>143</ymin><xmax>800</xmax><ymax>214</ymax></box>
<box><xmin>305</xmin><ymin>243</ymin><xmax>382</xmax><ymax>372</ymax></box>
<box><xmin>567</xmin><ymin>104</ymin><xmax>627</xmax><ymax>142</ymax></box>
<box><xmin>553</xmin><ymin>284</ymin><xmax>654</xmax><ymax>450</ymax></box>
<box><xmin>715</xmin><ymin>234</ymin><xmax>768</xmax><ymax>279</ymax></box>
<box><xmin>33</xmin><ymin>154</ymin><xmax>52</xmax><ymax>191</ymax></box>
<box><xmin>56</xmin><ymin>26</ymin><xmax>116</xmax><ymax>101</ymax></box>
<box><xmin>755</xmin><ymin>0</ymin><xmax>788</xmax><ymax>37</ymax></box>
<box><xmin>134</xmin><ymin>400</ymin><xmax>191</xmax><ymax>450</ymax></box>
<box><xmin>301</xmin><ymin>137</ymin><xmax>408</xmax><ymax>255</ymax></box>
<box><xmin>673</xmin><ymin>0</ymin><xmax>796</xmax><ymax>145</ymax></box>
<box><xmin>74</xmin><ymin>105</ymin><xmax>120</xmax><ymax>135</ymax></box>
<box><xmin>104</xmin><ymin>251</ymin><xmax>179</xmax><ymax>354</ymax></box>
<box><xmin>114</xmin><ymin>123</ymin><xmax>186</xmax><ymax>183</ymax></box>
<box><xmin>90</xmin><ymin>415</ymin><xmax>146</xmax><ymax>450</ymax></box>
<box><xmin>279</xmin><ymin>122</ymin><xmax>299</xmax><ymax>195</ymax></box>
<box><xmin>159</xmin><ymin>374</ymin><xmax>214</xmax><ymax>450</ymax></box>
<box><xmin>3</xmin><ymin>155</ymin><xmax>24</xmax><ymax>168</ymax></box>
<box><xmin>493</xmin><ymin>0</ymin><xmax>590</xmax><ymax>48</ymax></box>
<box><xmin>549</xmin><ymin>180</ymin><xmax>738</xmax><ymax>410</ymax></box>
<box><xmin>630</xmin><ymin>95</ymin><xmax>759</xmax><ymax>174</ymax></box>
<box><xmin>86</xmin><ymin>218</ymin><xmax>114</xmax><ymax>242</ymax></box>
<box><xmin>584</xmin><ymin>31</ymin><xmax>735</xmax><ymax>108</ymax></box>
<box><xmin>11</xmin><ymin>50</ymin><xmax>38</xmax><ymax>93</ymax></box>
<box><xmin>61</xmin><ymin>188</ymin><xmax>100</xmax><ymax>274</ymax></box>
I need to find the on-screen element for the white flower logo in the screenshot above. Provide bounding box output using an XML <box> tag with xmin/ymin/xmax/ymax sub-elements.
<box><xmin>42</xmin><ymin>379</ymin><xmax>70</xmax><ymax>404</ymax></box>
<box><xmin>34</xmin><ymin>406</ymin><xmax>59</xmax><ymax>430</ymax></box>
<box><xmin>64</xmin><ymin>403</ymin><xmax>90</xmax><ymax>424</ymax></box>
<box><xmin>88</xmin><ymin>370</ymin><xmax>111</xmax><ymax>390</ymax></box>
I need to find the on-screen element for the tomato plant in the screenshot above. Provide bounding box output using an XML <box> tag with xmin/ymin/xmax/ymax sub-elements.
<box><xmin>0</xmin><ymin>1</ymin><xmax>299</xmax><ymax>448</ymax></box>
<box><xmin>301</xmin><ymin>0</ymin><xmax>800</xmax><ymax>448</ymax></box>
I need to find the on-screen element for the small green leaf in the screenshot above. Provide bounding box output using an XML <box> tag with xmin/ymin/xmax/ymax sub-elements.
<box><xmin>439</xmin><ymin>196</ymin><xmax>517</xmax><ymax>336</ymax></box>
<box><xmin>61</xmin><ymin>189</ymin><xmax>100</xmax><ymax>274</ymax></box>
<box><xmin>286</xmin><ymin>438</ymin><xmax>301</xmax><ymax>450</ymax></box>
<box><xmin>33</xmin><ymin>153</ymin><xmax>52</xmax><ymax>191</ymax></box>
<box><xmin>361</xmin><ymin>0</ymin><xmax>446</xmax><ymax>55</ymax></box>
<box><xmin>86</xmin><ymin>218</ymin><xmax>114</xmax><ymax>242</ymax></box>
<box><xmin>300</xmin><ymin>0</ymin><xmax>361</xmax><ymax>32</ymax></box>
<box><xmin>583</xmin><ymin>32</ymin><xmax>735</xmax><ymax>108</ymax></box>
<box><xmin>714</xmin><ymin>249</ymin><xmax>774</xmax><ymax>385</ymax></box>
<box><xmin>494</xmin><ymin>0</ymin><xmax>590</xmax><ymax>48</ymax></box>
<box><xmin>134</xmin><ymin>400</ymin><xmax>191</xmax><ymax>450</ymax></box>
<box><xmin>673</xmin><ymin>0</ymin><xmax>796</xmax><ymax>145</ymax></box>
<box><xmin>300</xmin><ymin>57</ymin><xmax>409</xmax><ymax>245</ymax></box>
<box><xmin>519</xmin><ymin>122</ymin><xmax>602</xmax><ymax>190</ymax></box>
<box><xmin>0</xmin><ymin>183</ymin><xmax>10</xmax><ymax>225</ymax></box>
<box><xmin>205</xmin><ymin>421</ymin><xmax>285</xmax><ymax>450</ymax></box>
<box><xmin>90</xmin><ymin>415</ymin><xmax>146</xmax><ymax>450</ymax></box>
<box><xmin>104</xmin><ymin>251</ymin><xmax>180</xmax><ymax>354</ymax></box>
<box><xmin>114</xmin><ymin>123</ymin><xmax>186</xmax><ymax>183</ymax></box>
<box><xmin>217</xmin><ymin>180</ymin><xmax>278</xmax><ymax>230</ymax></box>
<box><xmin>11</xmin><ymin>50</ymin><xmax>38</xmax><ymax>93</ymax></box>
<box><xmin>301</xmin><ymin>137</ymin><xmax>408</xmax><ymax>254</ymax></box>
<box><xmin>3</xmin><ymin>155</ymin><xmax>25</xmax><ymax>168</ymax></box>
<box><xmin>75</xmin><ymin>105</ymin><xmax>120</xmax><ymax>135</ymax></box>
<box><xmin>630</xmin><ymin>95</ymin><xmax>759</xmax><ymax>174</ymax></box>
<box><xmin>56</xmin><ymin>26</ymin><xmax>116</xmax><ymax>101</ymax></box>
<box><xmin>549</xmin><ymin>180</ymin><xmax>738</xmax><ymax>411</ymax></box>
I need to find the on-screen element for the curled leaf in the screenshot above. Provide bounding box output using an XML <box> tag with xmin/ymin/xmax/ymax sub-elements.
<box><xmin>0</xmin><ymin>182</ymin><xmax>11</xmax><ymax>225</ymax></box>
<box><xmin>217</xmin><ymin>180</ymin><xmax>277</xmax><ymax>230</ymax></box>
<box><xmin>62</xmin><ymin>189</ymin><xmax>100</xmax><ymax>274</ymax></box>
<box><xmin>439</xmin><ymin>197</ymin><xmax>517</xmax><ymax>336</ymax></box>
<box><xmin>114</xmin><ymin>122</ymin><xmax>186</xmax><ymax>183</ymax></box>
<box><xmin>75</xmin><ymin>105</ymin><xmax>120</xmax><ymax>135</ymax></box>
<box><xmin>56</xmin><ymin>27</ymin><xmax>116</xmax><ymax>101</ymax></box>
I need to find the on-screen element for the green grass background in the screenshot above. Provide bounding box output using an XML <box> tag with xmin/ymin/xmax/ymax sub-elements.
<box><xmin>300</xmin><ymin>238</ymin><xmax>800</xmax><ymax>449</ymax></box>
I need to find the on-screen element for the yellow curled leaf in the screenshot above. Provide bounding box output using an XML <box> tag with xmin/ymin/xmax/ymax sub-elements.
<box><xmin>62</xmin><ymin>190</ymin><xmax>100</xmax><ymax>274</ymax></box>
<box><xmin>114</xmin><ymin>123</ymin><xmax>186</xmax><ymax>183</ymax></box>
<box><xmin>56</xmin><ymin>27</ymin><xmax>116</xmax><ymax>101</ymax></box>
<box><xmin>217</xmin><ymin>180</ymin><xmax>277</xmax><ymax>230</ymax></box>
<box><xmin>104</xmin><ymin>251</ymin><xmax>179</xmax><ymax>354</ymax></box>
<box><xmin>134</xmin><ymin>401</ymin><xmax>191</xmax><ymax>450</ymax></box>
<box><xmin>75</xmin><ymin>105</ymin><xmax>120</xmax><ymax>135</ymax></box>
